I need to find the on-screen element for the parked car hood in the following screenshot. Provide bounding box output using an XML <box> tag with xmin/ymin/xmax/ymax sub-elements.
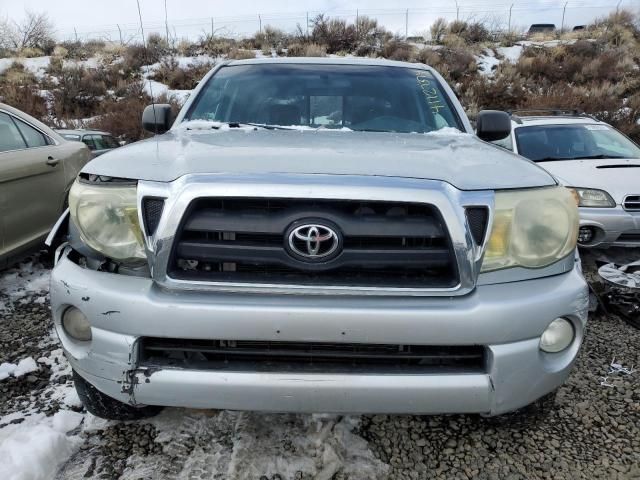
<box><xmin>538</xmin><ymin>158</ymin><xmax>640</xmax><ymax>203</ymax></box>
<box><xmin>83</xmin><ymin>129</ymin><xmax>556</xmax><ymax>191</ymax></box>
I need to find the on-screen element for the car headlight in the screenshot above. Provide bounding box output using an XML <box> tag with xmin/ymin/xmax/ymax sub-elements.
<box><xmin>570</xmin><ymin>188</ymin><xmax>616</xmax><ymax>207</ymax></box>
<box><xmin>481</xmin><ymin>186</ymin><xmax>578</xmax><ymax>272</ymax></box>
<box><xmin>68</xmin><ymin>180</ymin><xmax>145</xmax><ymax>262</ymax></box>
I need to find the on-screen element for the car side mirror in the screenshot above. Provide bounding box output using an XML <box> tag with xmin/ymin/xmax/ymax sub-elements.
<box><xmin>476</xmin><ymin>110</ymin><xmax>511</xmax><ymax>142</ymax></box>
<box><xmin>142</xmin><ymin>104</ymin><xmax>173</xmax><ymax>134</ymax></box>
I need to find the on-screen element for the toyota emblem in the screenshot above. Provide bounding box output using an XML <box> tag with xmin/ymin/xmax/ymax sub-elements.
<box><xmin>287</xmin><ymin>223</ymin><xmax>340</xmax><ymax>260</ymax></box>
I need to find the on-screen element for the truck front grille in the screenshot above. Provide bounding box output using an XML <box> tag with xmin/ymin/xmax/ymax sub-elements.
<box><xmin>623</xmin><ymin>195</ymin><xmax>640</xmax><ymax>211</ymax></box>
<box><xmin>138</xmin><ymin>338</ymin><xmax>485</xmax><ymax>374</ymax></box>
<box><xmin>168</xmin><ymin>198</ymin><xmax>459</xmax><ymax>288</ymax></box>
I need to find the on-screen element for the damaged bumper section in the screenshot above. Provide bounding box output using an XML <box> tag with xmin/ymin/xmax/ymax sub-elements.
<box><xmin>51</xmin><ymin>249</ymin><xmax>588</xmax><ymax>416</ymax></box>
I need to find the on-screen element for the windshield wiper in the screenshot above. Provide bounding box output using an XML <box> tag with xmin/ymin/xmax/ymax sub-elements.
<box><xmin>184</xmin><ymin>120</ymin><xmax>296</xmax><ymax>131</ymax></box>
<box><xmin>534</xmin><ymin>157</ymin><xmax>572</xmax><ymax>162</ymax></box>
<box><xmin>229</xmin><ymin>122</ymin><xmax>298</xmax><ymax>130</ymax></box>
<box><xmin>570</xmin><ymin>154</ymin><xmax>628</xmax><ymax>160</ymax></box>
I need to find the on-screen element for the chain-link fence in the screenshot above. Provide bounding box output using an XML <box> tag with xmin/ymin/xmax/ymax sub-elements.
<box><xmin>54</xmin><ymin>1</ymin><xmax>630</xmax><ymax>44</ymax></box>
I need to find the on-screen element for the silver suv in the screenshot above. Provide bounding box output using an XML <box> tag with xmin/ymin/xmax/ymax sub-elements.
<box><xmin>493</xmin><ymin>110</ymin><xmax>640</xmax><ymax>248</ymax></box>
<box><xmin>48</xmin><ymin>58</ymin><xmax>588</xmax><ymax>420</ymax></box>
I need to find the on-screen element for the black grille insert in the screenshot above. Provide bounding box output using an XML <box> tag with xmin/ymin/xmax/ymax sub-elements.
<box><xmin>138</xmin><ymin>338</ymin><xmax>485</xmax><ymax>374</ymax></box>
<box><xmin>465</xmin><ymin>207</ymin><xmax>489</xmax><ymax>245</ymax></box>
<box><xmin>623</xmin><ymin>195</ymin><xmax>640</xmax><ymax>211</ymax></box>
<box><xmin>142</xmin><ymin>197</ymin><xmax>165</xmax><ymax>236</ymax></box>
<box><xmin>170</xmin><ymin>198</ymin><xmax>458</xmax><ymax>288</ymax></box>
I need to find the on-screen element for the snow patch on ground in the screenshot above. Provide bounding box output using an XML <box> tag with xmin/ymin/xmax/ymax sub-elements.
<box><xmin>0</xmin><ymin>357</ymin><xmax>39</xmax><ymax>381</ymax></box>
<box><xmin>0</xmin><ymin>347</ymin><xmax>88</xmax><ymax>480</ymax></box>
<box><xmin>497</xmin><ymin>44</ymin><xmax>524</xmax><ymax>63</ymax></box>
<box><xmin>121</xmin><ymin>410</ymin><xmax>389</xmax><ymax>479</ymax></box>
<box><xmin>0</xmin><ymin>259</ymin><xmax>50</xmax><ymax>310</ymax></box>
<box><xmin>0</xmin><ymin>410</ymin><xmax>83</xmax><ymax>480</ymax></box>
<box><xmin>142</xmin><ymin>78</ymin><xmax>191</xmax><ymax>104</ymax></box>
<box><xmin>0</xmin><ymin>56</ymin><xmax>51</xmax><ymax>78</ymax></box>
<box><xmin>476</xmin><ymin>49</ymin><xmax>501</xmax><ymax>76</ymax></box>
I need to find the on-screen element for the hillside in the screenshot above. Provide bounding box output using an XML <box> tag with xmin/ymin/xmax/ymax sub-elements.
<box><xmin>0</xmin><ymin>10</ymin><xmax>638</xmax><ymax>142</ymax></box>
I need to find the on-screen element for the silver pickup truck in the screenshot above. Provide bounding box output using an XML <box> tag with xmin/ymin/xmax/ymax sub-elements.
<box><xmin>47</xmin><ymin>58</ymin><xmax>588</xmax><ymax>420</ymax></box>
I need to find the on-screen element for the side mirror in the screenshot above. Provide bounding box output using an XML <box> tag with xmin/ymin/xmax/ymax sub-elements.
<box><xmin>142</xmin><ymin>104</ymin><xmax>173</xmax><ymax>134</ymax></box>
<box><xmin>476</xmin><ymin>110</ymin><xmax>511</xmax><ymax>142</ymax></box>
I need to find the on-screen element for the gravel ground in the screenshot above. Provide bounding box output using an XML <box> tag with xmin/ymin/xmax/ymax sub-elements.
<box><xmin>0</xmin><ymin>249</ymin><xmax>638</xmax><ymax>480</ymax></box>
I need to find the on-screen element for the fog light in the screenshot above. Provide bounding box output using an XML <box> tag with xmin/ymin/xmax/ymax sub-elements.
<box><xmin>578</xmin><ymin>226</ymin><xmax>594</xmax><ymax>244</ymax></box>
<box><xmin>62</xmin><ymin>307</ymin><xmax>92</xmax><ymax>341</ymax></box>
<box><xmin>540</xmin><ymin>318</ymin><xmax>574</xmax><ymax>353</ymax></box>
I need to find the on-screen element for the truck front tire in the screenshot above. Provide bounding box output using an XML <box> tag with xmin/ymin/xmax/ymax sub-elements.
<box><xmin>73</xmin><ymin>370</ymin><xmax>163</xmax><ymax>420</ymax></box>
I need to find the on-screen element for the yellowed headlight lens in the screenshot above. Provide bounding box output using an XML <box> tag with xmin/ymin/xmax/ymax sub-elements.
<box><xmin>481</xmin><ymin>187</ymin><xmax>578</xmax><ymax>272</ymax></box>
<box><xmin>68</xmin><ymin>180</ymin><xmax>145</xmax><ymax>262</ymax></box>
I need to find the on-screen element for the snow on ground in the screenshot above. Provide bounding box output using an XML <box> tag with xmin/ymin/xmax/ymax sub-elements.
<box><xmin>497</xmin><ymin>44</ymin><xmax>524</xmax><ymax>63</ymax></box>
<box><xmin>142</xmin><ymin>78</ymin><xmax>192</xmax><ymax>104</ymax></box>
<box><xmin>0</xmin><ymin>259</ymin><xmax>50</xmax><ymax>311</ymax></box>
<box><xmin>0</xmin><ymin>410</ymin><xmax>84</xmax><ymax>480</ymax></box>
<box><xmin>0</xmin><ymin>357</ymin><xmax>39</xmax><ymax>381</ymax></box>
<box><xmin>0</xmin><ymin>342</ymin><xmax>88</xmax><ymax>480</ymax></box>
<box><xmin>476</xmin><ymin>49</ymin><xmax>501</xmax><ymax>76</ymax></box>
<box><xmin>0</xmin><ymin>56</ymin><xmax>51</xmax><ymax>78</ymax></box>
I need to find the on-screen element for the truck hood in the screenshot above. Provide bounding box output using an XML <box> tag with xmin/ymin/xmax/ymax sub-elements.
<box><xmin>537</xmin><ymin>158</ymin><xmax>640</xmax><ymax>203</ymax></box>
<box><xmin>83</xmin><ymin>128</ymin><xmax>556</xmax><ymax>191</ymax></box>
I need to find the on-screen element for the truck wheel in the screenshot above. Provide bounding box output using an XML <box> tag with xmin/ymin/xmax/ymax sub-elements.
<box><xmin>73</xmin><ymin>370</ymin><xmax>163</xmax><ymax>420</ymax></box>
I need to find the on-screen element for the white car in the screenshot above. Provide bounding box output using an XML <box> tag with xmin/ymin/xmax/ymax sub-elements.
<box><xmin>493</xmin><ymin>111</ymin><xmax>640</xmax><ymax>248</ymax></box>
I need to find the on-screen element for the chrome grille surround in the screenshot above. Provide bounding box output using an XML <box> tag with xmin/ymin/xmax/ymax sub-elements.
<box><xmin>137</xmin><ymin>173</ymin><xmax>494</xmax><ymax>296</ymax></box>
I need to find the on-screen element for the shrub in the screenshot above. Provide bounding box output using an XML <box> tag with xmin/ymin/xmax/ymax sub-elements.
<box><xmin>197</xmin><ymin>35</ymin><xmax>237</xmax><ymax>57</ymax></box>
<box><xmin>150</xmin><ymin>57</ymin><xmax>215</xmax><ymax>89</ymax></box>
<box><xmin>0</xmin><ymin>84</ymin><xmax>48</xmax><ymax>121</ymax></box>
<box><xmin>460</xmin><ymin>22</ymin><xmax>491</xmax><ymax>44</ymax></box>
<box><xmin>310</xmin><ymin>15</ymin><xmax>356</xmax><ymax>54</ymax></box>
<box><xmin>86</xmin><ymin>83</ymin><xmax>181</xmax><ymax>142</ymax></box>
<box><xmin>381</xmin><ymin>40</ymin><xmax>413</xmax><ymax>61</ymax></box>
<box><xmin>254</xmin><ymin>26</ymin><xmax>288</xmax><ymax>50</ymax></box>
<box><xmin>302</xmin><ymin>43</ymin><xmax>327</xmax><ymax>57</ymax></box>
<box><xmin>49</xmin><ymin>65</ymin><xmax>108</xmax><ymax>119</ymax></box>
<box><xmin>227</xmin><ymin>48</ymin><xmax>256</xmax><ymax>60</ymax></box>
<box><xmin>146</xmin><ymin>33</ymin><xmax>171</xmax><ymax>62</ymax></box>
<box><xmin>430</xmin><ymin>18</ymin><xmax>448</xmax><ymax>44</ymax></box>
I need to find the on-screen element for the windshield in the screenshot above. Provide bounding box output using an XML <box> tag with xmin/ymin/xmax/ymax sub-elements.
<box><xmin>185</xmin><ymin>64</ymin><xmax>463</xmax><ymax>133</ymax></box>
<box><xmin>515</xmin><ymin>124</ymin><xmax>640</xmax><ymax>161</ymax></box>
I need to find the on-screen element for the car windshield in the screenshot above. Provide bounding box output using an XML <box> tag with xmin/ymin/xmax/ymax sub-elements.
<box><xmin>515</xmin><ymin>124</ymin><xmax>640</xmax><ymax>161</ymax></box>
<box><xmin>185</xmin><ymin>64</ymin><xmax>463</xmax><ymax>133</ymax></box>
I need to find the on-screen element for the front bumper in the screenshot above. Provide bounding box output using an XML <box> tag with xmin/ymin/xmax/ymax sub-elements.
<box><xmin>579</xmin><ymin>206</ymin><xmax>640</xmax><ymax>247</ymax></box>
<box><xmin>51</xmin><ymin>252</ymin><xmax>588</xmax><ymax>416</ymax></box>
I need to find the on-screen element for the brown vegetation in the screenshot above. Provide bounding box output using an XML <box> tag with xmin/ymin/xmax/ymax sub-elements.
<box><xmin>0</xmin><ymin>10</ymin><xmax>638</xmax><ymax>143</ymax></box>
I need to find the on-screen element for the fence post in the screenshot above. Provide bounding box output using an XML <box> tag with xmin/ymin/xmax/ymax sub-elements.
<box><xmin>211</xmin><ymin>17</ymin><xmax>214</xmax><ymax>37</ymax></box>
<box><xmin>259</xmin><ymin>14</ymin><xmax>262</xmax><ymax>33</ymax></box>
<box><xmin>164</xmin><ymin>0</ymin><xmax>169</xmax><ymax>42</ymax></box>
<box><xmin>561</xmin><ymin>1</ymin><xmax>568</xmax><ymax>32</ymax></box>
<box><xmin>405</xmin><ymin>9</ymin><xmax>409</xmax><ymax>39</ymax></box>
<box><xmin>508</xmin><ymin>3</ymin><xmax>514</xmax><ymax>32</ymax></box>
<box><xmin>117</xmin><ymin>24</ymin><xmax>123</xmax><ymax>45</ymax></box>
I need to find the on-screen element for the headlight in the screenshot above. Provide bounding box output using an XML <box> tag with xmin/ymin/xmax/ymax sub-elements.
<box><xmin>481</xmin><ymin>186</ymin><xmax>578</xmax><ymax>272</ymax></box>
<box><xmin>570</xmin><ymin>188</ymin><xmax>615</xmax><ymax>207</ymax></box>
<box><xmin>68</xmin><ymin>180</ymin><xmax>145</xmax><ymax>262</ymax></box>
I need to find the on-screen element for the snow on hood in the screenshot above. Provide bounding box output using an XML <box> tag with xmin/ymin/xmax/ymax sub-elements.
<box><xmin>83</xmin><ymin>128</ymin><xmax>556</xmax><ymax>191</ymax></box>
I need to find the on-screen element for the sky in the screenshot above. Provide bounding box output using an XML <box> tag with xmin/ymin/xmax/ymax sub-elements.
<box><xmin>0</xmin><ymin>0</ymin><xmax>635</xmax><ymax>42</ymax></box>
